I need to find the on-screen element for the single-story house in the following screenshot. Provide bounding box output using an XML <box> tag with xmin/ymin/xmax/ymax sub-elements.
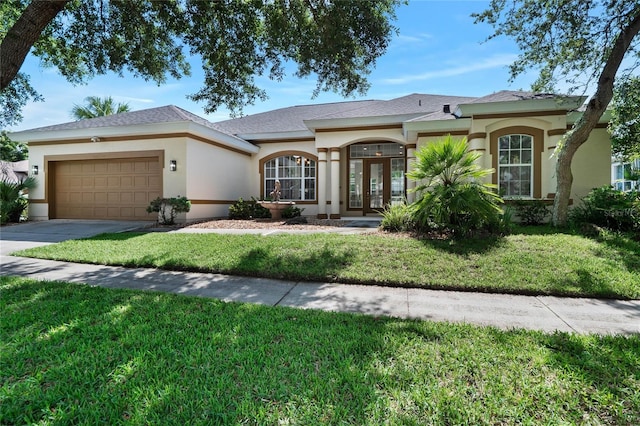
<box><xmin>10</xmin><ymin>90</ymin><xmax>611</xmax><ymax>222</ymax></box>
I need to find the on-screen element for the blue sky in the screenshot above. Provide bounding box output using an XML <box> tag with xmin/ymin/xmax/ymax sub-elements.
<box><xmin>10</xmin><ymin>0</ymin><xmax>538</xmax><ymax>132</ymax></box>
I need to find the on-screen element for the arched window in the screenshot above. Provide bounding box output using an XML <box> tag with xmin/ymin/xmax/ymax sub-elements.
<box><xmin>263</xmin><ymin>154</ymin><xmax>316</xmax><ymax>201</ymax></box>
<box><xmin>498</xmin><ymin>134</ymin><xmax>533</xmax><ymax>197</ymax></box>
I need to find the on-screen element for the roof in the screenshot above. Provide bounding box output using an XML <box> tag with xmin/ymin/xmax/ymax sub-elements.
<box><xmin>18</xmin><ymin>105</ymin><xmax>232</xmax><ymax>135</ymax></box>
<box><xmin>215</xmin><ymin>93</ymin><xmax>477</xmax><ymax>136</ymax></box>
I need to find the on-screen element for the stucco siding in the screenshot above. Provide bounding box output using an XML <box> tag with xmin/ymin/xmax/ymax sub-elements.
<box><xmin>571</xmin><ymin>128</ymin><xmax>612</xmax><ymax>203</ymax></box>
<box><xmin>185</xmin><ymin>138</ymin><xmax>253</xmax><ymax>219</ymax></box>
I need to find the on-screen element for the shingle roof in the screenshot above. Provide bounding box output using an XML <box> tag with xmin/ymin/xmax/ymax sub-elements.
<box><xmin>21</xmin><ymin>105</ymin><xmax>232</xmax><ymax>134</ymax></box>
<box><xmin>465</xmin><ymin>90</ymin><xmax>555</xmax><ymax>104</ymax></box>
<box><xmin>214</xmin><ymin>93</ymin><xmax>477</xmax><ymax>135</ymax></box>
<box><xmin>214</xmin><ymin>99</ymin><xmax>382</xmax><ymax>134</ymax></box>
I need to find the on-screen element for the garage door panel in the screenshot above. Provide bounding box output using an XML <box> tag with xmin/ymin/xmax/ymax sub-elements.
<box><xmin>53</xmin><ymin>157</ymin><xmax>162</xmax><ymax>220</ymax></box>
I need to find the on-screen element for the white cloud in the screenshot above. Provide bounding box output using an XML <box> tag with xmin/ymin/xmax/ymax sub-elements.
<box><xmin>380</xmin><ymin>53</ymin><xmax>518</xmax><ymax>85</ymax></box>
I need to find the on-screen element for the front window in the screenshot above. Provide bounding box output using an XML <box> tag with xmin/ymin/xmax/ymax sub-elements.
<box><xmin>498</xmin><ymin>134</ymin><xmax>533</xmax><ymax>197</ymax></box>
<box><xmin>264</xmin><ymin>155</ymin><xmax>316</xmax><ymax>201</ymax></box>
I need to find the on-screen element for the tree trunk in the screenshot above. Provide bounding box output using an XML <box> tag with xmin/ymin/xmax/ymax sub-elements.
<box><xmin>552</xmin><ymin>7</ymin><xmax>640</xmax><ymax>227</ymax></box>
<box><xmin>0</xmin><ymin>0</ymin><xmax>69</xmax><ymax>91</ymax></box>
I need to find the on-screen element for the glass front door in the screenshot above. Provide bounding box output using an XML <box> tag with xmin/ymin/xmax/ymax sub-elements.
<box><xmin>349</xmin><ymin>142</ymin><xmax>405</xmax><ymax>214</ymax></box>
<box><xmin>366</xmin><ymin>160</ymin><xmax>385</xmax><ymax>211</ymax></box>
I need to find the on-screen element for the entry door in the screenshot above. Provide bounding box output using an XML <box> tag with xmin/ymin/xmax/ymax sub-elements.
<box><xmin>364</xmin><ymin>159</ymin><xmax>388</xmax><ymax>213</ymax></box>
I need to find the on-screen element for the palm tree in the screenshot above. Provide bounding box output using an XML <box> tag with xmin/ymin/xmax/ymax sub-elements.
<box><xmin>71</xmin><ymin>96</ymin><xmax>130</xmax><ymax>120</ymax></box>
<box><xmin>0</xmin><ymin>175</ymin><xmax>36</xmax><ymax>224</ymax></box>
<box><xmin>407</xmin><ymin>135</ymin><xmax>504</xmax><ymax>234</ymax></box>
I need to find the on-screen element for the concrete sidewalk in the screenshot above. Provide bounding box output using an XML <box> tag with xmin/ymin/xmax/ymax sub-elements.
<box><xmin>2</xmin><ymin>254</ymin><xmax>639</xmax><ymax>335</ymax></box>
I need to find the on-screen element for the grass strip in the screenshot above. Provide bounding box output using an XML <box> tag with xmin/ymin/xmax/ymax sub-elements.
<box><xmin>14</xmin><ymin>227</ymin><xmax>640</xmax><ymax>299</ymax></box>
<box><xmin>2</xmin><ymin>277</ymin><xmax>638</xmax><ymax>425</ymax></box>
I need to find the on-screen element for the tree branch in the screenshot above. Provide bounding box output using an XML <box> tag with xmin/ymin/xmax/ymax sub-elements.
<box><xmin>0</xmin><ymin>0</ymin><xmax>69</xmax><ymax>91</ymax></box>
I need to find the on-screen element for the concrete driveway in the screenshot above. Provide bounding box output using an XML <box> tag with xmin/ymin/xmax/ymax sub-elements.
<box><xmin>0</xmin><ymin>219</ymin><xmax>150</xmax><ymax>255</ymax></box>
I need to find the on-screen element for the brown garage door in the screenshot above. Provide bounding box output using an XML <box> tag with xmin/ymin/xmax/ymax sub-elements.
<box><xmin>52</xmin><ymin>157</ymin><xmax>162</xmax><ymax>220</ymax></box>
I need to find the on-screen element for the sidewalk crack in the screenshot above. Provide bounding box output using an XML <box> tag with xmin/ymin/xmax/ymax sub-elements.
<box><xmin>536</xmin><ymin>296</ymin><xmax>578</xmax><ymax>333</ymax></box>
<box><xmin>274</xmin><ymin>281</ymin><xmax>298</xmax><ymax>306</ymax></box>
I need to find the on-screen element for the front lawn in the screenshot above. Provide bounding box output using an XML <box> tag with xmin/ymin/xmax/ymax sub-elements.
<box><xmin>14</xmin><ymin>227</ymin><xmax>640</xmax><ymax>299</ymax></box>
<box><xmin>2</xmin><ymin>277</ymin><xmax>638</xmax><ymax>425</ymax></box>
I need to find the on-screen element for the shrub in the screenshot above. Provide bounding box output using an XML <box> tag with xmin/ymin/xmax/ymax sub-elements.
<box><xmin>569</xmin><ymin>185</ymin><xmax>639</xmax><ymax>231</ymax></box>
<box><xmin>0</xmin><ymin>176</ymin><xmax>36</xmax><ymax>224</ymax></box>
<box><xmin>511</xmin><ymin>199</ymin><xmax>550</xmax><ymax>225</ymax></box>
<box><xmin>281</xmin><ymin>205</ymin><xmax>304</xmax><ymax>219</ymax></box>
<box><xmin>146</xmin><ymin>196</ymin><xmax>191</xmax><ymax>225</ymax></box>
<box><xmin>407</xmin><ymin>135</ymin><xmax>504</xmax><ymax>236</ymax></box>
<box><xmin>380</xmin><ymin>202</ymin><xmax>416</xmax><ymax>232</ymax></box>
<box><xmin>228</xmin><ymin>197</ymin><xmax>271</xmax><ymax>220</ymax></box>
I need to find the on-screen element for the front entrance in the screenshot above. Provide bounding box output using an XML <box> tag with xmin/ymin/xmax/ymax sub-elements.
<box><xmin>348</xmin><ymin>142</ymin><xmax>406</xmax><ymax>215</ymax></box>
<box><xmin>363</xmin><ymin>158</ymin><xmax>386</xmax><ymax>213</ymax></box>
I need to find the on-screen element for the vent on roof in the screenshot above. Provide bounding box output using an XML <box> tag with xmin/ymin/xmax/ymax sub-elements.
<box><xmin>443</xmin><ymin>104</ymin><xmax>451</xmax><ymax>114</ymax></box>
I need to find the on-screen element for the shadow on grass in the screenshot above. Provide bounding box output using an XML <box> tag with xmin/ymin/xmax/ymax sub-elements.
<box><xmin>587</xmin><ymin>231</ymin><xmax>640</xmax><ymax>274</ymax></box>
<box><xmin>232</xmin><ymin>246</ymin><xmax>355</xmax><ymax>281</ymax></box>
<box><xmin>419</xmin><ymin>234</ymin><xmax>506</xmax><ymax>256</ymax></box>
<box><xmin>2</xmin><ymin>277</ymin><xmax>639</xmax><ymax>425</ymax></box>
<box><xmin>546</xmin><ymin>268</ymin><xmax>625</xmax><ymax>299</ymax></box>
<box><xmin>0</xmin><ymin>277</ymin><xmax>386</xmax><ymax>424</ymax></box>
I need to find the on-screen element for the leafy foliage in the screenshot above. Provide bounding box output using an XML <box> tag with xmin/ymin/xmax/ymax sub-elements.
<box><xmin>228</xmin><ymin>197</ymin><xmax>271</xmax><ymax>220</ymax></box>
<box><xmin>0</xmin><ymin>73</ymin><xmax>43</xmax><ymax>128</ymax></box>
<box><xmin>0</xmin><ymin>175</ymin><xmax>36</xmax><ymax>224</ymax></box>
<box><xmin>569</xmin><ymin>186</ymin><xmax>639</xmax><ymax>232</ymax></box>
<box><xmin>0</xmin><ymin>131</ymin><xmax>27</xmax><ymax>161</ymax></box>
<box><xmin>407</xmin><ymin>136</ymin><xmax>504</xmax><ymax>236</ymax></box>
<box><xmin>146</xmin><ymin>196</ymin><xmax>191</xmax><ymax>225</ymax></box>
<box><xmin>2</xmin><ymin>0</ymin><xmax>401</xmax><ymax>122</ymax></box>
<box><xmin>281</xmin><ymin>205</ymin><xmax>304</xmax><ymax>219</ymax></box>
<box><xmin>609</xmin><ymin>76</ymin><xmax>640</xmax><ymax>160</ymax></box>
<box><xmin>474</xmin><ymin>1</ymin><xmax>640</xmax><ymax>94</ymax></box>
<box><xmin>70</xmin><ymin>96</ymin><xmax>130</xmax><ymax>120</ymax></box>
<box><xmin>511</xmin><ymin>199</ymin><xmax>550</xmax><ymax>225</ymax></box>
<box><xmin>380</xmin><ymin>201</ymin><xmax>416</xmax><ymax>232</ymax></box>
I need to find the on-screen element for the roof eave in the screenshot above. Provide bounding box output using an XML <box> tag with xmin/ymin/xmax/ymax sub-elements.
<box><xmin>403</xmin><ymin>117</ymin><xmax>472</xmax><ymax>141</ymax></box>
<box><xmin>457</xmin><ymin>96</ymin><xmax>586</xmax><ymax>117</ymax></box>
<box><xmin>304</xmin><ymin>113</ymin><xmax>427</xmax><ymax>131</ymax></box>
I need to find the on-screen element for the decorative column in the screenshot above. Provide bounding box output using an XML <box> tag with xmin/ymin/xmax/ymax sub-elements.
<box><xmin>405</xmin><ymin>144</ymin><xmax>417</xmax><ymax>203</ymax></box>
<box><xmin>330</xmin><ymin>147</ymin><xmax>341</xmax><ymax>219</ymax></box>
<box><xmin>317</xmin><ymin>148</ymin><xmax>328</xmax><ymax>219</ymax></box>
<box><xmin>546</xmin><ymin>129</ymin><xmax>566</xmax><ymax>198</ymax></box>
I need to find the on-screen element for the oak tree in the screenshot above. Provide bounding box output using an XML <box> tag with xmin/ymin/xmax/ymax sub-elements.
<box><xmin>475</xmin><ymin>0</ymin><xmax>640</xmax><ymax>226</ymax></box>
<box><xmin>1</xmin><ymin>0</ymin><xmax>401</xmax><ymax>124</ymax></box>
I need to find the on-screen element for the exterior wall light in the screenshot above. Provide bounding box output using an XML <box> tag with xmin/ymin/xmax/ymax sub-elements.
<box><xmin>32</xmin><ymin>165</ymin><xmax>39</xmax><ymax>175</ymax></box>
<box><xmin>170</xmin><ymin>160</ymin><xmax>177</xmax><ymax>172</ymax></box>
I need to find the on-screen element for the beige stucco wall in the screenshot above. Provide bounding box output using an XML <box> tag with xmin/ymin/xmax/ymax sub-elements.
<box><xmin>570</xmin><ymin>128</ymin><xmax>612</xmax><ymax>203</ymax></box>
<box><xmin>185</xmin><ymin>138</ymin><xmax>255</xmax><ymax>219</ymax></box>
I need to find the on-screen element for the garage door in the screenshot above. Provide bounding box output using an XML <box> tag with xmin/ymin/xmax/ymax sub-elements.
<box><xmin>53</xmin><ymin>157</ymin><xmax>162</xmax><ymax>220</ymax></box>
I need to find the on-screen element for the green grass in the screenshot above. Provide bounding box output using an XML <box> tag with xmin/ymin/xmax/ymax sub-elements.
<box><xmin>15</xmin><ymin>227</ymin><xmax>640</xmax><ymax>299</ymax></box>
<box><xmin>2</xmin><ymin>276</ymin><xmax>638</xmax><ymax>425</ymax></box>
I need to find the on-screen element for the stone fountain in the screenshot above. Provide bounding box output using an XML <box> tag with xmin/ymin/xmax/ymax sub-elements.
<box><xmin>259</xmin><ymin>180</ymin><xmax>295</xmax><ymax>220</ymax></box>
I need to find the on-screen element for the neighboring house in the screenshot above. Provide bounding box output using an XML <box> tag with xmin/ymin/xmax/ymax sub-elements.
<box><xmin>10</xmin><ymin>91</ymin><xmax>611</xmax><ymax>222</ymax></box>
<box><xmin>612</xmin><ymin>158</ymin><xmax>640</xmax><ymax>192</ymax></box>
<box><xmin>0</xmin><ymin>160</ymin><xmax>29</xmax><ymax>183</ymax></box>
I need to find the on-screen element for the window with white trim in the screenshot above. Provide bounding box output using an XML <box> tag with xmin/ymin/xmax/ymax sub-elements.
<box><xmin>498</xmin><ymin>134</ymin><xmax>533</xmax><ymax>197</ymax></box>
<box><xmin>264</xmin><ymin>155</ymin><xmax>316</xmax><ymax>201</ymax></box>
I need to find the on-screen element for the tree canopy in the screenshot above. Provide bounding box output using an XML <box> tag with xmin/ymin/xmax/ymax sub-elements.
<box><xmin>475</xmin><ymin>0</ymin><xmax>640</xmax><ymax>226</ymax></box>
<box><xmin>0</xmin><ymin>131</ymin><xmax>28</xmax><ymax>162</ymax></box>
<box><xmin>1</xmin><ymin>0</ymin><xmax>401</xmax><ymax>125</ymax></box>
<box><xmin>71</xmin><ymin>96</ymin><xmax>131</xmax><ymax>120</ymax></box>
<box><xmin>609</xmin><ymin>76</ymin><xmax>640</xmax><ymax>161</ymax></box>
